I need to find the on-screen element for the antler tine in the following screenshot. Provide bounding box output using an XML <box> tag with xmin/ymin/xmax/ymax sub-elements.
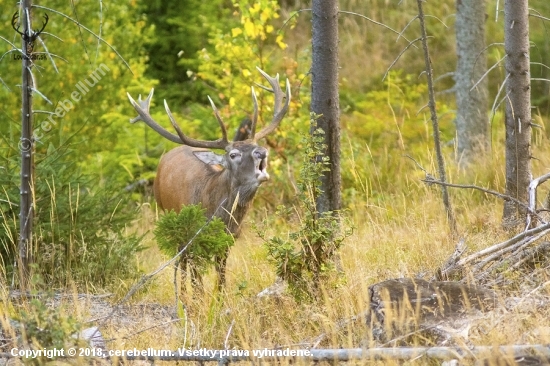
<box><xmin>127</xmin><ymin>89</ymin><xmax>183</xmax><ymax>144</ymax></box>
<box><xmin>254</xmin><ymin>68</ymin><xmax>283</xmax><ymax>113</ymax></box>
<box><xmin>11</xmin><ymin>12</ymin><xmax>25</xmax><ymax>37</ymax></box>
<box><xmin>250</xmin><ymin>86</ymin><xmax>259</xmax><ymax>137</ymax></box>
<box><xmin>128</xmin><ymin>89</ymin><xmax>230</xmax><ymax>149</ymax></box>
<box><xmin>35</xmin><ymin>14</ymin><xmax>48</xmax><ymax>36</ymax></box>
<box><xmin>165</xmin><ymin>98</ymin><xmax>229</xmax><ymax>150</ymax></box>
<box><xmin>207</xmin><ymin>96</ymin><xmax>230</xmax><ymax>144</ymax></box>
<box><xmin>163</xmin><ymin>100</ymin><xmax>189</xmax><ymax>144</ymax></box>
<box><xmin>252</xmin><ymin>67</ymin><xmax>292</xmax><ymax>141</ymax></box>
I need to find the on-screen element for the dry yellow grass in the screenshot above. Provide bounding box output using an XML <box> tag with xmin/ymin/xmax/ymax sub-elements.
<box><xmin>87</xmin><ymin>133</ymin><xmax>550</xmax><ymax>364</ymax></box>
<box><xmin>2</xmin><ymin>134</ymin><xmax>549</xmax><ymax>365</ymax></box>
<box><xmin>3</xmin><ymin>1</ymin><xmax>550</xmax><ymax>365</ymax></box>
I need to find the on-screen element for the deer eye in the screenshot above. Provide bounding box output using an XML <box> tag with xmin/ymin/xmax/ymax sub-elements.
<box><xmin>229</xmin><ymin>152</ymin><xmax>239</xmax><ymax>159</ymax></box>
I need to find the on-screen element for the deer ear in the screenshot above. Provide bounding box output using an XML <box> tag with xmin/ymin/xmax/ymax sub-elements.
<box><xmin>193</xmin><ymin>151</ymin><xmax>226</xmax><ymax>167</ymax></box>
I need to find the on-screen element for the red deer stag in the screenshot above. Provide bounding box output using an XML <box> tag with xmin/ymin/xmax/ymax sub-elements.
<box><xmin>127</xmin><ymin>67</ymin><xmax>290</xmax><ymax>288</ymax></box>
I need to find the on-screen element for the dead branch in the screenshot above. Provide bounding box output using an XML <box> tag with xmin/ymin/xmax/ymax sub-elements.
<box><xmin>509</xmin><ymin>241</ymin><xmax>550</xmax><ymax>271</ymax></box>
<box><xmin>383</xmin><ymin>37</ymin><xmax>423</xmax><ymax>81</ymax></box>
<box><xmin>531</xmin><ymin>78</ymin><xmax>550</xmax><ymax>83</ymax></box>
<box><xmin>527</xmin><ymin>172</ymin><xmax>550</xmax><ymax>227</ymax></box>
<box><xmin>479</xmin><ymin>242</ymin><xmax>550</xmax><ymax>286</ymax></box>
<box><xmin>531</xmin><ymin>62</ymin><xmax>550</xmax><ymax>71</ymax></box>
<box><xmin>224</xmin><ymin>319</ymin><xmax>235</xmax><ymax>350</ymax></box>
<box><xmin>437</xmin><ymin>223</ymin><xmax>550</xmax><ymax>283</ymax></box>
<box><xmin>472</xmin><ymin>230</ymin><xmax>549</xmax><ymax>274</ymax></box>
<box><xmin>458</xmin><ymin>222</ymin><xmax>550</xmax><ymax>267</ymax></box>
<box><xmin>397</xmin><ymin>15</ymin><xmax>418</xmax><ymax>43</ymax></box>
<box><xmin>423</xmin><ymin>14</ymin><xmax>449</xmax><ymax>28</ymax></box>
<box><xmin>529</xmin><ymin>11</ymin><xmax>550</xmax><ymax>22</ymax></box>
<box><xmin>434</xmin><ymin>71</ymin><xmax>455</xmax><ymax>83</ymax></box>
<box><xmin>490</xmin><ymin>73</ymin><xmax>510</xmax><ymax>121</ymax></box>
<box><xmin>470</xmin><ymin>55</ymin><xmax>507</xmax><ymax>92</ymax></box>
<box><xmin>434</xmin><ymin>239</ymin><xmax>467</xmax><ymax>280</ymax></box>
<box><xmin>421</xmin><ymin>177</ymin><xmax>546</xmax><ymax>224</ymax></box>
<box><xmin>32</xmin><ymin>5</ymin><xmax>132</xmax><ymax>73</ymax></box>
<box><xmin>89</xmin><ymin>345</ymin><xmax>550</xmax><ymax>362</ymax></box>
<box><xmin>339</xmin><ymin>10</ymin><xmax>418</xmax><ymax>47</ymax></box>
<box><xmin>471</xmin><ymin>42</ymin><xmax>505</xmax><ymax>82</ymax></box>
<box><xmin>0</xmin><ymin>346</ymin><xmax>542</xmax><ymax>363</ymax></box>
<box><xmin>416</xmin><ymin>0</ymin><xmax>457</xmax><ymax>237</ymax></box>
<box><xmin>36</xmin><ymin>36</ymin><xmax>61</xmax><ymax>73</ymax></box>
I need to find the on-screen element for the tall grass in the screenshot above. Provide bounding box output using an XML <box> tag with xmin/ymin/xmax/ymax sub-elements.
<box><xmin>1</xmin><ymin>1</ymin><xmax>550</xmax><ymax>364</ymax></box>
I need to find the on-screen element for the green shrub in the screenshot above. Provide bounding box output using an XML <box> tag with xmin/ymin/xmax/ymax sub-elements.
<box><xmin>14</xmin><ymin>294</ymin><xmax>82</xmax><ymax>365</ymax></box>
<box><xmin>259</xmin><ymin>117</ymin><xmax>352</xmax><ymax>301</ymax></box>
<box><xmin>154</xmin><ymin>204</ymin><xmax>234</xmax><ymax>277</ymax></box>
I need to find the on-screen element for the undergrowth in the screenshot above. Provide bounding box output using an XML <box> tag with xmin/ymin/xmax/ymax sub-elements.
<box><xmin>1</xmin><ymin>1</ymin><xmax>550</xmax><ymax>364</ymax></box>
<box><xmin>258</xmin><ymin>117</ymin><xmax>352</xmax><ymax>301</ymax></box>
<box><xmin>0</xmin><ymin>142</ymin><xmax>144</xmax><ymax>289</ymax></box>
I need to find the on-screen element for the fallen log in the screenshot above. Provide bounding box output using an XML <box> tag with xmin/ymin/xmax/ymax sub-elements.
<box><xmin>368</xmin><ymin>278</ymin><xmax>496</xmax><ymax>343</ymax></box>
<box><xmin>3</xmin><ymin>345</ymin><xmax>543</xmax><ymax>363</ymax></box>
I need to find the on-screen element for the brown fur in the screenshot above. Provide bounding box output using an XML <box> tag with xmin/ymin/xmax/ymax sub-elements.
<box><xmin>154</xmin><ymin>143</ymin><xmax>269</xmax><ymax>288</ymax></box>
<box><xmin>128</xmin><ymin>68</ymin><xmax>290</xmax><ymax>291</ymax></box>
<box><xmin>154</xmin><ymin>144</ymin><xmax>266</xmax><ymax>235</ymax></box>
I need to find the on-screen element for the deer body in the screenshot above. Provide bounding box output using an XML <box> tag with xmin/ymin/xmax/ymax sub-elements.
<box><xmin>154</xmin><ymin>143</ymin><xmax>268</xmax><ymax>236</ymax></box>
<box><xmin>128</xmin><ymin>68</ymin><xmax>290</xmax><ymax>289</ymax></box>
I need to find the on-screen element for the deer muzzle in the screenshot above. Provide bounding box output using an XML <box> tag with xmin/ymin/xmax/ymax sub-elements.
<box><xmin>254</xmin><ymin>148</ymin><xmax>269</xmax><ymax>183</ymax></box>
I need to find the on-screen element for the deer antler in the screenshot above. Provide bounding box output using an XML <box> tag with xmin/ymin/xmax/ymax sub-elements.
<box><xmin>11</xmin><ymin>12</ymin><xmax>25</xmax><ymax>38</ymax></box>
<box><xmin>164</xmin><ymin>98</ymin><xmax>229</xmax><ymax>150</ymax></box>
<box><xmin>11</xmin><ymin>12</ymin><xmax>48</xmax><ymax>41</ymax></box>
<box><xmin>250</xmin><ymin>67</ymin><xmax>291</xmax><ymax>142</ymax></box>
<box><xmin>127</xmin><ymin>67</ymin><xmax>290</xmax><ymax>149</ymax></box>
<box><xmin>33</xmin><ymin>14</ymin><xmax>48</xmax><ymax>39</ymax></box>
<box><xmin>127</xmin><ymin>89</ymin><xmax>230</xmax><ymax>150</ymax></box>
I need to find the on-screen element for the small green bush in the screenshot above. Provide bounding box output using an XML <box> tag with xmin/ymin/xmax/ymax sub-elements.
<box><xmin>154</xmin><ymin>204</ymin><xmax>234</xmax><ymax>276</ymax></box>
<box><xmin>14</xmin><ymin>293</ymin><xmax>82</xmax><ymax>365</ymax></box>
<box><xmin>259</xmin><ymin>116</ymin><xmax>352</xmax><ymax>301</ymax></box>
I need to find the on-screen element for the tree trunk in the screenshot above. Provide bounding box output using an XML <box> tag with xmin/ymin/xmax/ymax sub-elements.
<box><xmin>311</xmin><ymin>0</ymin><xmax>341</xmax><ymax>214</ymax></box>
<box><xmin>502</xmin><ymin>0</ymin><xmax>532</xmax><ymax>229</ymax></box>
<box><xmin>18</xmin><ymin>0</ymin><xmax>35</xmax><ymax>288</ymax></box>
<box><xmin>454</xmin><ymin>0</ymin><xmax>489</xmax><ymax>166</ymax></box>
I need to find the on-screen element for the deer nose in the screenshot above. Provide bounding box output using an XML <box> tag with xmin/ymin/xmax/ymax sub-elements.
<box><xmin>253</xmin><ymin>148</ymin><xmax>268</xmax><ymax>160</ymax></box>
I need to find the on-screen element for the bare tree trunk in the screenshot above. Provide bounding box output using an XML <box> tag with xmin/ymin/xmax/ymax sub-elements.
<box><xmin>416</xmin><ymin>0</ymin><xmax>458</xmax><ymax>237</ymax></box>
<box><xmin>18</xmin><ymin>0</ymin><xmax>35</xmax><ymax>288</ymax></box>
<box><xmin>311</xmin><ymin>0</ymin><xmax>341</xmax><ymax>214</ymax></box>
<box><xmin>454</xmin><ymin>0</ymin><xmax>489</xmax><ymax>166</ymax></box>
<box><xmin>502</xmin><ymin>0</ymin><xmax>532</xmax><ymax>229</ymax></box>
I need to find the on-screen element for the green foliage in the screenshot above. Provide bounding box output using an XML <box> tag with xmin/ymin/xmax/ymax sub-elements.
<box><xmin>344</xmin><ymin>71</ymin><xmax>454</xmax><ymax>150</ymax></box>
<box><xmin>0</xmin><ymin>0</ymin><xmax>157</xmax><ymax>290</ymax></box>
<box><xmin>197</xmin><ymin>0</ymin><xmax>287</xmax><ymax>99</ymax></box>
<box><xmin>195</xmin><ymin>0</ymin><xmax>293</xmax><ymax>132</ymax></box>
<box><xmin>15</xmin><ymin>295</ymin><xmax>81</xmax><ymax>364</ymax></box>
<box><xmin>0</xmin><ymin>0</ymin><xmax>159</xmax><ymax>190</ymax></box>
<box><xmin>154</xmin><ymin>204</ymin><xmax>234</xmax><ymax>275</ymax></box>
<box><xmin>260</xmin><ymin>116</ymin><xmax>351</xmax><ymax>301</ymax></box>
<box><xmin>140</xmin><ymin>0</ymin><xmax>233</xmax><ymax>105</ymax></box>
<box><xmin>0</xmin><ymin>142</ymin><xmax>144</xmax><ymax>288</ymax></box>
<box><xmin>190</xmin><ymin>0</ymin><xmax>310</xmax><ymax>207</ymax></box>
<box><xmin>339</xmin><ymin>70</ymin><xmax>456</xmax><ymax>205</ymax></box>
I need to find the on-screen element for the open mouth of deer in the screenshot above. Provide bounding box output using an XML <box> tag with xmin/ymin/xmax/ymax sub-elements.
<box><xmin>256</xmin><ymin>158</ymin><xmax>269</xmax><ymax>183</ymax></box>
<box><xmin>254</xmin><ymin>150</ymin><xmax>269</xmax><ymax>183</ymax></box>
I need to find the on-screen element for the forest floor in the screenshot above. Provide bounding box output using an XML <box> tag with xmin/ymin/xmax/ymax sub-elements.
<box><xmin>3</xmin><ymin>187</ymin><xmax>550</xmax><ymax>366</ymax></box>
